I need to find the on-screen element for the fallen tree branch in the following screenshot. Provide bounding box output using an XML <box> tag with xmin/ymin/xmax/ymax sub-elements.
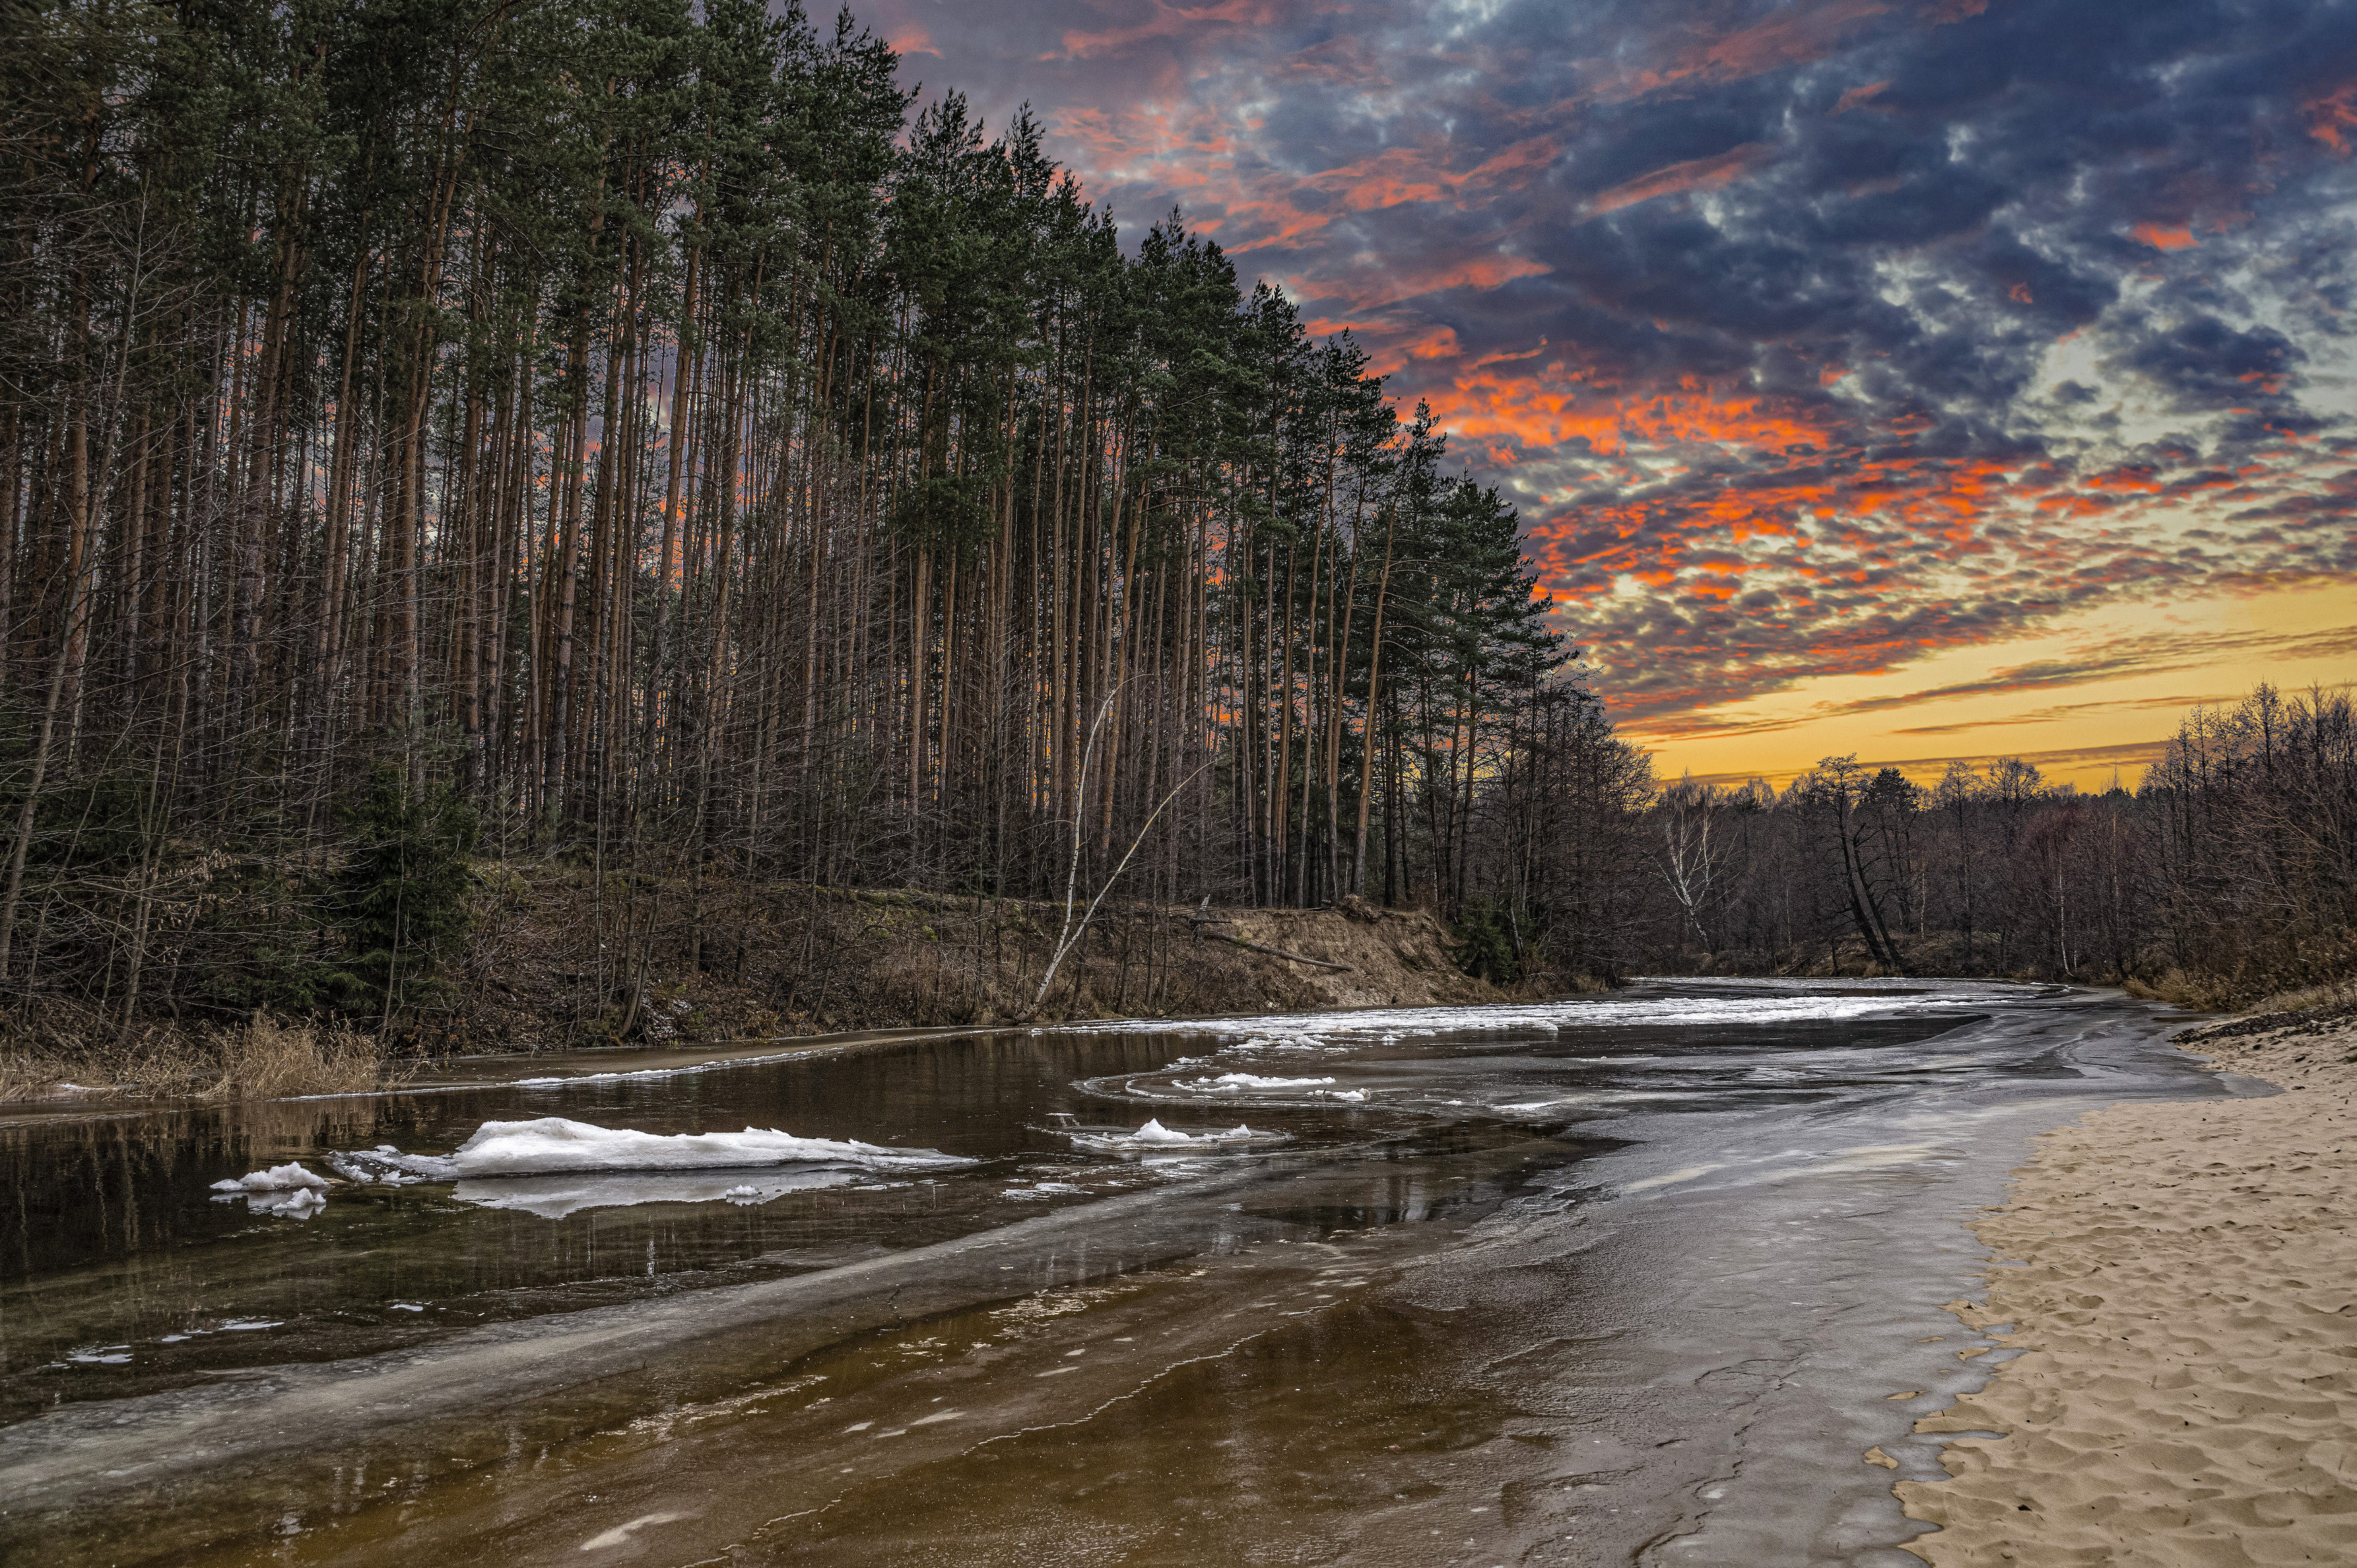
<box><xmin>1199</xmin><ymin>932</ymin><xmax>1353</xmax><ymax>971</ymax></box>
<box><xmin>1015</xmin><ymin>707</ymin><xmax>1213</xmax><ymax>1021</ymax></box>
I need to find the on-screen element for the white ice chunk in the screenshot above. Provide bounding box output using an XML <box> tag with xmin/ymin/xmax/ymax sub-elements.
<box><xmin>1174</xmin><ymin>1073</ymin><xmax>1336</xmax><ymax>1091</ymax></box>
<box><xmin>1000</xmin><ymin>1181</ymin><xmax>1084</xmax><ymax>1200</ymax></box>
<box><xmin>1065</xmin><ymin>982</ymin><xmax>1999</xmax><ymax>1044</ymax></box>
<box><xmin>208</xmin><ymin>1164</ymin><xmax>329</xmax><ymax>1217</ymax></box>
<box><xmin>209</xmin><ymin>1162</ymin><xmax>329</xmax><ymax>1194</ymax></box>
<box><xmin>1064</xmin><ymin>1119</ymin><xmax>1288</xmax><ymax>1152</ymax></box>
<box><xmin>577</xmin><ymin>1512</ymin><xmax>686</xmax><ymax>1552</ymax></box>
<box><xmin>450</xmin><ymin>1117</ymin><xmax>971</xmax><ymax>1177</ymax></box>
<box><xmin>331</xmin><ymin>1117</ymin><xmax>975</xmax><ymax>1189</ymax></box>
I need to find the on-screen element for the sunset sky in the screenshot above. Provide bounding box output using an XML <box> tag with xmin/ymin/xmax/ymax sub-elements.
<box><xmin>860</xmin><ymin>0</ymin><xmax>2357</xmax><ymax>788</ymax></box>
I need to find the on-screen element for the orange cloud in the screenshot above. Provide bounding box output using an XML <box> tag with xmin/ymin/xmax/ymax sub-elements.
<box><xmin>1421</xmin><ymin>364</ymin><xmax>1841</xmax><ymax>464</ymax></box>
<box><xmin>1317</xmin><ymin>146</ymin><xmax>1452</xmax><ymax>211</ymax></box>
<box><xmin>1586</xmin><ymin>143</ymin><xmax>1778</xmax><ymax>215</ymax></box>
<box><xmin>1595</xmin><ymin>0</ymin><xmax>1893</xmax><ymax>102</ymax></box>
<box><xmin>1288</xmin><ymin>252</ymin><xmax>1552</xmax><ymax>314</ymax></box>
<box><xmin>1352</xmin><ymin>325</ymin><xmax>1463</xmax><ymax>376</ymax></box>
<box><xmin>2302</xmin><ymin>79</ymin><xmax>2357</xmax><ymax>156</ymax></box>
<box><xmin>2131</xmin><ymin>222</ymin><xmax>2197</xmax><ymax>250</ymax></box>
<box><xmin>1832</xmin><ymin>80</ymin><xmax>1890</xmax><ymax>114</ymax></box>
<box><xmin>1055</xmin><ymin>0</ymin><xmax>1279</xmax><ymax>61</ymax></box>
<box><xmin>1291</xmin><ymin>136</ymin><xmax>1562</xmax><ymax>219</ymax></box>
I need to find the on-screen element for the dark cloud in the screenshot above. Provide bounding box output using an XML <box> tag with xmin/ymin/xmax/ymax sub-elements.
<box><xmin>855</xmin><ymin>0</ymin><xmax>2357</xmax><ymax>726</ymax></box>
<box><xmin>1678</xmin><ymin>739</ymin><xmax>2178</xmax><ymax>790</ymax></box>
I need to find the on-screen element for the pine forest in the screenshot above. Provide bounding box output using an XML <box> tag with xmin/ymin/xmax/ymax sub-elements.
<box><xmin>1</xmin><ymin>0</ymin><xmax>2349</xmax><ymax>1068</ymax></box>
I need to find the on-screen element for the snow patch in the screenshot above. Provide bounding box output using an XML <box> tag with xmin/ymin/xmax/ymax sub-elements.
<box><xmin>331</xmin><ymin>1116</ymin><xmax>974</xmax><ymax>1182</ymax></box>
<box><xmin>210</xmin><ymin>1162</ymin><xmax>329</xmax><ymax>1193</ymax></box>
<box><xmin>1174</xmin><ymin>1073</ymin><xmax>1336</xmax><ymax>1091</ymax></box>
<box><xmin>1065</xmin><ymin>984</ymin><xmax>1995</xmax><ymax>1045</ymax></box>
<box><xmin>1063</xmin><ymin>1118</ymin><xmax>1287</xmax><ymax>1152</ymax></box>
<box><xmin>578</xmin><ymin>1511</ymin><xmax>686</xmax><ymax>1552</ymax></box>
<box><xmin>209</xmin><ymin>1163</ymin><xmax>331</xmax><ymax>1217</ymax></box>
<box><xmin>1001</xmin><ymin>1182</ymin><xmax>1084</xmax><ymax>1201</ymax></box>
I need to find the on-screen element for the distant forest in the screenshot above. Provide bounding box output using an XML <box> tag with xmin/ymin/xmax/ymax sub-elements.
<box><xmin>1607</xmin><ymin>686</ymin><xmax>2357</xmax><ymax>1007</ymax></box>
<box><xmin>1</xmin><ymin>1</ymin><xmax>2348</xmax><ymax>1045</ymax></box>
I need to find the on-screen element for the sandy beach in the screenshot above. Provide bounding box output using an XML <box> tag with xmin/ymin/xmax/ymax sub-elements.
<box><xmin>1896</xmin><ymin>1001</ymin><xmax>2357</xmax><ymax>1565</ymax></box>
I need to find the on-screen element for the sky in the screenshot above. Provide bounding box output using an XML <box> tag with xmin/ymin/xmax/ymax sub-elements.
<box><xmin>855</xmin><ymin>0</ymin><xmax>2357</xmax><ymax>789</ymax></box>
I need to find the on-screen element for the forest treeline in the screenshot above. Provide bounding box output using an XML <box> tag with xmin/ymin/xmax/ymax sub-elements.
<box><xmin>2</xmin><ymin>1</ymin><xmax>2346</xmax><ymax>1051</ymax></box>
<box><xmin>1513</xmin><ymin>684</ymin><xmax>2352</xmax><ymax>1007</ymax></box>
<box><xmin>1</xmin><ymin>0</ymin><xmax>1579</xmax><ymax>1034</ymax></box>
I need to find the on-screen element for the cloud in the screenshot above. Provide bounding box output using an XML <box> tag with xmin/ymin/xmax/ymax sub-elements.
<box><xmin>1583</xmin><ymin>143</ymin><xmax>1779</xmax><ymax>215</ymax></box>
<box><xmin>1888</xmin><ymin>691</ymin><xmax>2247</xmax><ymax>736</ymax></box>
<box><xmin>861</xmin><ymin>0</ymin><xmax>2357</xmax><ymax>734</ymax></box>
<box><xmin>1676</xmin><ymin>738</ymin><xmax>2177</xmax><ymax>790</ymax></box>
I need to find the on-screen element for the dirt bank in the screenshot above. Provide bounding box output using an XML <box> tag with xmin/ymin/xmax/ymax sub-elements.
<box><xmin>1</xmin><ymin>871</ymin><xmax>1514</xmax><ymax>1099</ymax></box>
<box><xmin>451</xmin><ymin>874</ymin><xmax>1503</xmax><ymax>1050</ymax></box>
<box><xmin>1894</xmin><ymin>996</ymin><xmax>2357</xmax><ymax>1565</ymax></box>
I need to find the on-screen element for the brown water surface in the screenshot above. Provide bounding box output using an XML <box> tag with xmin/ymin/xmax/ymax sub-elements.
<box><xmin>0</xmin><ymin>981</ymin><xmax>2231</xmax><ymax>1565</ymax></box>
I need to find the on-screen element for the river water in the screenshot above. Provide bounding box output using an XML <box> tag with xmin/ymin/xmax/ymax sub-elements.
<box><xmin>0</xmin><ymin>979</ymin><xmax>2234</xmax><ymax>1566</ymax></box>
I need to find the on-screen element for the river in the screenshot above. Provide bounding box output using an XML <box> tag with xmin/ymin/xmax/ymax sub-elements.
<box><xmin>0</xmin><ymin>978</ymin><xmax>2236</xmax><ymax>1565</ymax></box>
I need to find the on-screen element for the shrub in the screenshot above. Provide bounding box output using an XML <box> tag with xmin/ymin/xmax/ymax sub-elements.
<box><xmin>322</xmin><ymin>766</ymin><xmax>481</xmax><ymax>1017</ymax></box>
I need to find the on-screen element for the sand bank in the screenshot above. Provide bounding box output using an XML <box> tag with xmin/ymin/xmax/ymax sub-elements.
<box><xmin>1895</xmin><ymin>1004</ymin><xmax>2357</xmax><ymax>1565</ymax></box>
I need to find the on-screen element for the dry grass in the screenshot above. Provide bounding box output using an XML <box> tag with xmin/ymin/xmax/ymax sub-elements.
<box><xmin>2129</xmin><ymin>963</ymin><xmax>2357</xmax><ymax>1017</ymax></box>
<box><xmin>197</xmin><ymin>1015</ymin><xmax>403</xmax><ymax>1099</ymax></box>
<box><xmin>2238</xmin><ymin>976</ymin><xmax>2357</xmax><ymax>1019</ymax></box>
<box><xmin>0</xmin><ymin>1010</ymin><xmax>409</xmax><ymax>1105</ymax></box>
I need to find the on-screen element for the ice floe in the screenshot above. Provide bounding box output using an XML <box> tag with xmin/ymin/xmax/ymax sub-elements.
<box><xmin>151</xmin><ymin>1319</ymin><xmax>283</xmax><ymax>1347</ymax></box>
<box><xmin>1062</xmin><ymin>1118</ymin><xmax>1288</xmax><ymax>1152</ymax></box>
<box><xmin>1061</xmin><ymin>981</ymin><xmax>2001</xmax><ymax>1046</ymax></box>
<box><xmin>328</xmin><ymin>1116</ymin><xmax>975</xmax><ymax>1182</ymax></box>
<box><xmin>211</xmin><ymin>1162</ymin><xmax>329</xmax><ymax>1193</ymax></box>
<box><xmin>1174</xmin><ymin>1073</ymin><xmax>1337</xmax><ymax>1092</ymax></box>
<box><xmin>209</xmin><ymin>1162</ymin><xmax>331</xmax><ymax>1217</ymax></box>
<box><xmin>1000</xmin><ymin>1181</ymin><xmax>1085</xmax><ymax>1201</ymax></box>
<box><xmin>1231</xmin><ymin>1033</ymin><xmax>1336</xmax><ymax>1054</ymax></box>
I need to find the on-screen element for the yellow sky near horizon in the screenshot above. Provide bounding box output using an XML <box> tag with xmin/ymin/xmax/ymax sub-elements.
<box><xmin>1619</xmin><ymin>580</ymin><xmax>2357</xmax><ymax>792</ymax></box>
